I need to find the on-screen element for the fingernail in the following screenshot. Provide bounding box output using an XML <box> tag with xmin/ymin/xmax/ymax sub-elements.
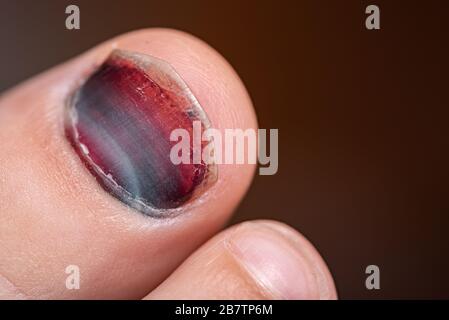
<box><xmin>228</xmin><ymin>224</ymin><xmax>321</xmax><ymax>299</ymax></box>
<box><xmin>65</xmin><ymin>49</ymin><xmax>216</xmax><ymax>216</ymax></box>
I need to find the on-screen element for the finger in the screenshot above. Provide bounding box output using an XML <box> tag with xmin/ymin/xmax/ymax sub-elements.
<box><xmin>0</xmin><ymin>28</ymin><xmax>257</xmax><ymax>299</ymax></box>
<box><xmin>146</xmin><ymin>220</ymin><xmax>337</xmax><ymax>300</ymax></box>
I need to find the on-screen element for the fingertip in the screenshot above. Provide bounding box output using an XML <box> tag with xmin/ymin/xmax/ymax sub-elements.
<box><xmin>227</xmin><ymin>220</ymin><xmax>337</xmax><ymax>299</ymax></box>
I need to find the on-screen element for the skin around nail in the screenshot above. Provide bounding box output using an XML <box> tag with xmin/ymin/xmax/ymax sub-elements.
<box><xmin>65</xmin><ymin>49</ymin><xmax>217</xmax><ymax>216</ymax></box>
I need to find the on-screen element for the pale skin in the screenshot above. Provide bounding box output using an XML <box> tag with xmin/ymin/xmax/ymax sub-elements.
<box><xmin>0</xmin><ymin>29</ymin><xmax>337</xmax><ymax>299</ymax></box>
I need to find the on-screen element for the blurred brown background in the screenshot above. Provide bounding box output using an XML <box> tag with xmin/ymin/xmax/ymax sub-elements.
<box><xmin>1</xmin><ymin>0</ymin><xmax>448</xmax><ymax>299</ymax></box>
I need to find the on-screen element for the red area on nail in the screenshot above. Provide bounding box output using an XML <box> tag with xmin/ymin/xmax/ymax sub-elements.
<box><xmin>65</xmin><ymin>50</ymin><xmax>216</xmax><ymax>215</ymax></box>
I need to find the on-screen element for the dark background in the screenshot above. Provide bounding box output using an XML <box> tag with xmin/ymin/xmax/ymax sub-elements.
<box><xmin>1</xmin><ymin>0</ymin><xmax>448</xmax><ymax>299</ymax></box>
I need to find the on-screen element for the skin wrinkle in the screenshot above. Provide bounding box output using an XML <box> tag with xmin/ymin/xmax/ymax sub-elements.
<box><xmin>148</xmin><ymin>229</ymin><xmax>266</xmax><ymax>299</ymax></box>
<box><xmin>155</xmin><ymin>223</ymin><xmax>273</xmax><ymax>299</ymax></box>
<box><xmin>0</xmin><ymin>231</ymin><xmax>48</xmax><ymax>298</ymax></box>
<box><xmin>0</xmin><ymin>270</ymin><xmax>27</xmax><ymax>299</ymax></box>
<box><xmin>0</xmin><ymin>238</ymin><xmax>27</xmax><ymax>299</ymax></box>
